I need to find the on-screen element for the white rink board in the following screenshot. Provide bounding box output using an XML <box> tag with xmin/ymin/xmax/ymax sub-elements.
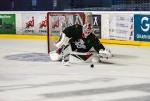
<box><xmin>1</xmin><ymin>11</ymin><xmax>150</xmax><ymax>37</ymax></box>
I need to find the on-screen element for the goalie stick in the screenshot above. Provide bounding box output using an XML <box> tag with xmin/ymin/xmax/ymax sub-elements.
<box><xmin>61</xmin><ymin>45</ymin><xmax>71</xmax><ymax>66</ymax></box>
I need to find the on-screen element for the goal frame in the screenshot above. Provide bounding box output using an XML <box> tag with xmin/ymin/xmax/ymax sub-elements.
<box><xmin>47</xmin><ymin>12</ymin><xmax>85</xmax><ymax>53</ymax></box>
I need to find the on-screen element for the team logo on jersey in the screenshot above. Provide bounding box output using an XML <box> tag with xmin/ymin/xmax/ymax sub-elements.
<box><xmin>75</xmin><ymin>39</ymin><xmax>86</xmax><ymax>49</ymax></box>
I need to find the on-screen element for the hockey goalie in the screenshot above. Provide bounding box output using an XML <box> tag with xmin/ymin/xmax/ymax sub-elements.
<box><xmin>49</xmin><ymin>13</ymin><xmax>112</xmax><ymax>64</ymax></box>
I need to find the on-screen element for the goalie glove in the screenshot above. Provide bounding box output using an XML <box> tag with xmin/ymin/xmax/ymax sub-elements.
<box><xmin>99</xmin><ymin>49</ymin><xmax>112</xmax><ymax>58</ymax></box>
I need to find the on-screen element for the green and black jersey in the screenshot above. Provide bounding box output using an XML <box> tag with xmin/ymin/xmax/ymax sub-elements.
<box><xmin>63</xmin><ymin>24</ymin><xmax>105</xmax><ymax>53</ymax></box>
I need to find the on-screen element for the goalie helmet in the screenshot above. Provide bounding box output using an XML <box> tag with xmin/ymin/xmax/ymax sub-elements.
<box><xmin>82</xmin><ymin>12</ymin><xmax>93</xmax><ymax>38</ymax></box>
<box><xmin>82</xmin><ymin>23</ymin><xmax>92</xmax><ymax>38</ymax></box>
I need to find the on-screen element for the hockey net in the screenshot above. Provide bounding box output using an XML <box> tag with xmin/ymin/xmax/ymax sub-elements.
<box><xmin>47</xmin><ymin>12</ymin><xmax>85</xmax><ymax>53</ymax></box>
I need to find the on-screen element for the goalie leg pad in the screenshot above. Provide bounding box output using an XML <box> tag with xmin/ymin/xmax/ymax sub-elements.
<box><xmin>49</xmin><ymin>51</ymin><xmax>61</xmax><ymax>61</ymax></box>
<box><xmin>69</xmin><ymin>52</ymin><xmax>94</xmax><ymax>63</ymax></box>
<box><xmin>50</xmin><ymin>45</ymin><xmax>72</xmax><ymax>61</ymax></box>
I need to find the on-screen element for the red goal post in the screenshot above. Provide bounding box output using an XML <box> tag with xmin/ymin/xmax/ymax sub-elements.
<box><xmin>47</xmin><ymin>12</ymin><xmax>85</xmax><ymax>53</ymax></box>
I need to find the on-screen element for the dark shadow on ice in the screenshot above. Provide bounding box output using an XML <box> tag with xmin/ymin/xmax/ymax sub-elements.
<box><xmin>41</xmin><ymin>83</ymin><xmax>150</xmax><ymax>99</ymax></box>
<box><xmin>4</xmin><ymin>53</ymin><xmax>50</xmax><ymax>62</ymax></box>
<box><xmin>100</xmin><ymin>61</ymin><xmax>115</xmax><ymax>65</ymax></box>
<box><xmin>99</xmin><ymin>60</ymin><xmax>127</xmax><ymax>66</ymax></box>
<box><xmin>112</xmin><ymin>53</ymin><xmax>137</xmax><ymax>59</ymax></box>
<box><xmin>0</xmin><ymin>77</ymin><xmax>115</xmax><ymax>92</ymax></box>
<box><xmin>109</xmin><ymin>95</ymin><xmax>150</xmax><ymax>101</ymax></box>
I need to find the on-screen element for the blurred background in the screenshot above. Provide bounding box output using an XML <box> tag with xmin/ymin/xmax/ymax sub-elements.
<box><xmin>0</xmin><ymin>0</ymin><xmax>150</xmax><ymax>11</ymax></box>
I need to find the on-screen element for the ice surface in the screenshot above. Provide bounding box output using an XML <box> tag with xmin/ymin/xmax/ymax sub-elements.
<box><xmin>0</xmin><ymin>38</ymin><xmax>150</xmax><ymax>101</ymax></box>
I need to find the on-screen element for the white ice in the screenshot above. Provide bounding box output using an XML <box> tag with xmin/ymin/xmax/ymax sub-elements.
<box><xmin>0</xmin><ymin>38</ymin><xmax>150</xmax><ymax>101</ymax></box>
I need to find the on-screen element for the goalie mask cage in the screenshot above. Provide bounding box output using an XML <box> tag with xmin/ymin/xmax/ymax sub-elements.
<box><xmin>47</xmin><ymin>12</ymin><xmax>85</xmax><ymax>53</ymax></box>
